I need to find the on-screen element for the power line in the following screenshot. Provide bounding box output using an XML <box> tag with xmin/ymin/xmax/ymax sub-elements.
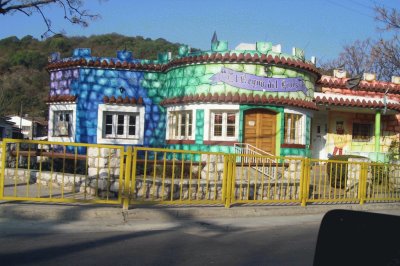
<box><xmin>368</xmin><ymin>0</ymin><xmax>398</xmax><ymax>10</ymax></box>
<box><xmin>348</xmin><ymin>0</ymin><xmax>375</xmax><ymax>11</ymax></box>
<box><xmin>326</xmin><ymin>0</ymin><xmax>375</xmax><ymax>20</ymax></box>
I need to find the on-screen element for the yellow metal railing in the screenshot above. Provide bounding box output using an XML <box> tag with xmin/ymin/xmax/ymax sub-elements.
<box><xmin>1</xmin><ymin>139</ymin><xmax>400</xmax><ymax>209</ymax></box>
<box><xmin>0</xmin><ymin>138</ymin><xmax>124</xmax><ymax>205</ymax></box>
<box><xmin>123</xmin><ymin>147</ymin><xmax>228</xmax><ymax>207</ymax></box>
<box><xmin>229</xmin><ymin>154</ymin><xmax>304</xmax><ymax>205</ymax></box>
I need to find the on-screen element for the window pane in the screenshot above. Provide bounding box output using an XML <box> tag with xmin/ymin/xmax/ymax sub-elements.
<box><xmin>128</xmin><ymin>115</ymin><xmax>136</xmax><ymax>136</ymax></box>
<box><xmin>105</xmin><ymin>114</ymin><xmax>113</xmax><ymax>124</ymax></box>
<box><xmin>214</xmin><ymin>114</ymin><xmax>223</xmax><ymax>124</ymax></box>
<box><xmin>128</xmin><ymin>125</ymin><xmax>136</xmax><ymax>136</ymax></box>
<box><xmin>227</xmin><ymin>113</ymin><xmax>236</xmax><ymax>124</ymax></box>
<box><xmin>227</xmin><ymin>125</ymin><xmax>235</xmax><ymax>137</ymax></box>
<box><xmin>65</xmin><ymin>113</ymin><xmax>70</xmax><ymax>122</ymax></box>
<box><xmin>116</xmin><ymin>115</ymin><xmax>124</xmax><ymax>135</ymax></box>
<box><xmin>180</xmin><ymin>114</ymin><xmax>187</xmax><ymax>136</ymax></box>
<box><xmin>117</xmin><ymin>115</ymin><xmax>124</xmax><ymax>125</ymax></box>
<box><xmin>105</xmin><ymin>114</ymin><xmax>113</xmax><ymax>136</ymax></box>
<box><xmin>173</xmin><ymin>114</ymin><xmax>179</xmax><ymax>137</ymax></box>
<box><xmin>188</xmin><ymin>124</ymin><xmax>192</xmax><ymax>136</ymax></box>
<box><xmin>117</xmin><ymin>125</ymin><xmax>124</xmax><ymax>135</ymax></box>
<box><xmin>214</xmin><ymin>125</ymin><xmax>222</xmax><ymax>136</ymax></box>
<box><xmin>105</xmin><ymin>125</ymin><xmax>112</xmax><ymax>135</ymax></box>
<box><xmin>129</xmin><ymin>115</ymin><xmax>136</xmax><ymax>125</ymax></box>
<box><xmin>188</xmin><ymin>113</ymin><xmax>192</xmax><ymax>124</ymax></box>
<box><xmin>181</xmin><ymin>124</ymin><xmax>186</xmax><ymax>136</ymax></box>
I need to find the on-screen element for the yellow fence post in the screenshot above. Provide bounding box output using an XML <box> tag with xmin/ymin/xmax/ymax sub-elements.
<box><xmin>300</xmin><ymin>158</ymin><xmax>310</xmax><ymax>207</ymax></box>
<box><xmin>130</xmin><ymin>147</ymin><xmax>138</xmax><ymax>204</ymax></box>
<box><xmin>224</xmin><ymin>154</ymin><xmax>233</xmax><ymax>208</ymax></box>
<box><xmin>359</xmin><ymin>162</ymin><xmax>368</xmax><ymax>205</ymax></box>
<box><xmin>122</xmin><ymin>146</ymin><xmax>133</xmax><ymax>210</ymax></box>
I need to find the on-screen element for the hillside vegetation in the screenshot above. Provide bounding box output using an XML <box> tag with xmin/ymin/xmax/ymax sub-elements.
<box><xmin>0</xmin><ymin>33</ymin><xmax>187</xmax><ymax>117</ymax></box>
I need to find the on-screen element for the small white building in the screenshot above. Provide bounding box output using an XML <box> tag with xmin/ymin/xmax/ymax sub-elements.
<box><xmin>7</xmin><ymin>115</ymin><xmax>47</xmax><ymax>140</ymax></box>
<box><xmin>0</xmin><ymin>117</ymin><xmax>20</xmax><ymax>139</ymax></box>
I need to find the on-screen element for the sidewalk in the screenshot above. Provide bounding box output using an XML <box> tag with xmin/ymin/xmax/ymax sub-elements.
<box><xmin>1</xmin><ymin>201</ymin><xmax>399</xmax><ymax>222</ymax></box>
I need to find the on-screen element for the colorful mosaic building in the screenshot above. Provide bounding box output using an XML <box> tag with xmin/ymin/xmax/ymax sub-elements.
<box><xmin>46</xmin><ymin>39</ymin><xmax>400</xmax><ymax>162</ymax></box>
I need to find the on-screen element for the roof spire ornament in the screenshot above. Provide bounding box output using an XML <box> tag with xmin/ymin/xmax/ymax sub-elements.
<box><xmin>211</xmin><ymin>31</ymin><xmax>218</xmax><ymax>44</ymax></box>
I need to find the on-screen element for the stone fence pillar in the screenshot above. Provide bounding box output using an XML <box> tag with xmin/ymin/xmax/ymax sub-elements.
<box><xmin>389</xmin><ymin>160</ymin><xmax>400</xmax><ymax>190</ymax></box>
<box><xmin>347</xmin><ymin>157</ymin><xmax>371</xmax><ymax>190</ymax></box>
<box><xmin>86</xmin><ymin>147</ymin><xmax>122</xmax><ymax>197</ymax></box>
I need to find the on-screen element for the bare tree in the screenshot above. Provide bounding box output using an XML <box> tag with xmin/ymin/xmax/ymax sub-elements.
<box><xmin>371</xmin><ymin>36</ymin><xmax>400</xmax><ymax>80</ymax></box>
<box><xmin>374</xmin><ymin>5</ymin><xmax>400</xmax><ymax>31</ymax></box>
<box><xmin>320</xmin><ymin>39</ymin><xmax>378</xmax><ymax>78</ymax></box>
<box><xmin>372</xmin><ymin>5</ymin><xmax>400</xmax><ymax>79</ymax></box>
<box><xmin>0</xmin><ymin>0</ymin><xmax>100</xmax><ymax>37</ymax></box>
<box><xmin>320</xmin><ymin>5</ymin><xmax>400</xmax><ymax>81</ymax></box>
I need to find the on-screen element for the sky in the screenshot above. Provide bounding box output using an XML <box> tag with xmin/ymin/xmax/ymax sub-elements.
<box><xmin>0</xmin><ymin>0</ymin><xmax>398</xmax><ymax>64</ymax></box>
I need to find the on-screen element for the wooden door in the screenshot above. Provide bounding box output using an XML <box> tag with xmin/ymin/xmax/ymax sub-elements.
<box><xmin>244</xmin><ymin>109</ymin><xmax>276</xmax><ymax>155</ymax></box>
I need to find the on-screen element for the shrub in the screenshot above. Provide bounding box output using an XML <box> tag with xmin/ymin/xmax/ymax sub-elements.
<box><xmin>370</xmin><ymin>164</ymin><xmax>389</xmax><ymax>185</ymax></box>
<box><xmin>327</xmin><ymin>155</ymin><xmax>368</xmax><ymax>188</ymax></box>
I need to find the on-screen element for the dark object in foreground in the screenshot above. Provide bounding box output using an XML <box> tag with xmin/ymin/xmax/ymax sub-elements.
<box><xmin>314</xmin><ymin>209</ymin><xmax>400</xmax><ymax>266</ymax></box>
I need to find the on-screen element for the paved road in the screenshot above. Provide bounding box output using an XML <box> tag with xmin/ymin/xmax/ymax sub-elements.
<box><xmin>1</xmin><ymin>207</ymin><xmax>400</xmax><ymax>266</ymax></box>
<box><xmin>0</xmin><ymin>216</ymin><xmax>320</xmax><ymax>266</ymax></box>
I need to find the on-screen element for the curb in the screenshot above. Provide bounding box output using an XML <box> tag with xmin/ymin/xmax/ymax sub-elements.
<box><xmin>1</xmin><ymin>201</ymin><xmax>399</xmax><ymax>222</ymax></box>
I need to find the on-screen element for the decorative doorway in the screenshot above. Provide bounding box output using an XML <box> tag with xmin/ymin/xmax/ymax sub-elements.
<box><xmin>243</xmin><ymin>109</ymin><xmax>277</xmax><ymax>155</ymax></box>
<box><xmin>311</xmin><ymin>116</ymin><xmax>327</xmax><ymax>159</ymax></box>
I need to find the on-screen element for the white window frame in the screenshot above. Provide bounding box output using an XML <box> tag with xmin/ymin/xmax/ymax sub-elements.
<box><xmin>210</xmin><ymin>111</ymin><xmax>239</xmax><ymax>141</ymax></box>
<box><xmin>97</xmin><ymin>104</ymin><xmax>145</xmax><ymax>145</ymax></box>
<box><xmin>48</xmin><ymin>103</ymin><xmax>76</xmax><ymax>142</ymax></box>
<box><xmin>104</xmin><ymin>112</ymin><xmax>139</xmax><ymax>139</ymax></box>
<box><xmin>168</xmin><ymin>110</ymin><xmax>193</xmax><ymax>140</ymax></box>
<box><xmin>166</xmin><ymin>106</ymin><xmax>196</xmax><ymax>141</ymax></box>
<box><xmin>283</xmin><ymin>109</ymin><xmax>306</xmax><ymax>145</ymax></box>
<box><xmin>204</xmin><ymin>105</ymin><xmax>240</xmax><ymax>142</ymax></box>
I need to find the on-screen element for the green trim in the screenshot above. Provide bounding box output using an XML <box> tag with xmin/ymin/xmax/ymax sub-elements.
<box><xmin>306</xmin><ymin>115</ymin><xmax>311</xmax><ymax>147</ymax></box>
<box><xmin>276</xmin><ymin>112</ymin><xmax>281</xmax><ymax>156</ymax></box>
<box><xmin>281</xmin><ymin>148</ymin><xmax>309</xmax><ymax>157</ymax></box>
<box><xmin>375</xmin><ymin>111</ymin><xmax>381</xmax><ymax>157</ymax></box>
<box><xmin>195</xmin><ymin>109</ymin><xmax>204</xmax><ymax>145</ymax></box>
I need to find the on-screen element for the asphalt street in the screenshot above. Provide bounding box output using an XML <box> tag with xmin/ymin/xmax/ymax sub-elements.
<box><xmin>0</xmin><ymin>202</ymin><xmax>399</xmax><ymax>266</ymax></box>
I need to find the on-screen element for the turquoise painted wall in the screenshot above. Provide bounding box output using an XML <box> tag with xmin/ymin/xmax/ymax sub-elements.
<box><xmin>195</xmin><ymin>109</ymin><xmax>204</xmax><ymax>144</ymax></box>
<box><xmin>164</xmin><ymin>62</ymin><xmax>316</xmax><ymax>101</ymax></box>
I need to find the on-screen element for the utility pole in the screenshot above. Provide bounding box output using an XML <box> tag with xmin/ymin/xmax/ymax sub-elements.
<box><xmin>19</xmin><ymin>102</ymin><xmax>22</xmax><ymax>135</ymax></box>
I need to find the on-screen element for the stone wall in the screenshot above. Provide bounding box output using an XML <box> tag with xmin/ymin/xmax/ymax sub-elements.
<box><xmin>389</xmin><ymin>160</ymin><xmax>400</xmax><ymax>190</ymax></box>
<box><xmin>132</xmin><ymin>176</ymin><xmax>300</xmax><ymax>201</ymax></box>
<box><xmin>0</xmin><ymin>143</ymin><xmax>17</xmax><ymax>169</ymax></box>
<box><xmin>4</xmin><ymin>167</ymin><xmax>120</xmax><ymax>198</ymax></box>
